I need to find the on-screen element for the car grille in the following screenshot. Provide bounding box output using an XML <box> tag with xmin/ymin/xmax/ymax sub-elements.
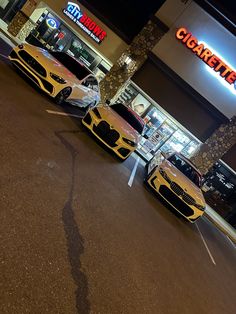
<box><xmin>170</xmin><ymin>181</ymin><xmax>196</xmax><ymax>205</ymax></box>
<box><xmin>18</xmin><ymin>50</ymin><xmax>47</xmax><ymax>77</ymax></box>
<box><xmin>93</xmin><ymin>121</ymin><xmax>119</xmax><ymax>148</ymax></box>
<box><xmin>170</xmin><ymin>182</ymin><xmax>183</xmax><ymax>196</ymax></box>
<box><xmin>41</xmin><ymin>79</ymin><xmax>53</xmax><ymax>93</ymax></box>
<box><xmin>159</xmin><ymin>185</ymin><xmax>194</xmax><ymax>217</ymax></box>
<box><xmin>182</xmin><ymin>194</ymin><xmax>196</xmax><ymax>206</ymax></box>
<box><xmin>9</xmin><ymin>50</ymin><xmax>18</xmax><ymax>59</ymax></box>
<box><xmin>12</xmin><ymin>60</ymin><xmax>40</xmax><ymax>87</ymax></box>
<box><xmin>83</xmin><ymin>113</ymin><xmax>92</xmax><ymax>125</ymax></box>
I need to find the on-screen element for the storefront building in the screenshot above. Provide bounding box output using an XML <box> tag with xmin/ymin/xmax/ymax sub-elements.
<box><xmin>6</xmin><ymin>0</ymin><xmax>129</xmax><ymax>80</ymax></box>
<box><xmin>3</xmin><ymin>0</ymin><xmax>236</xmax><ymax>224</ymax></box>
<box><xmin>113</xmin><ymin>0</ymin><xmax>236</xmax><ymax>223</ymax></box>
<box><xmin>114</xmin><ymin>0</ymin><xmax>235</xmax><ymax>160</ymax></box>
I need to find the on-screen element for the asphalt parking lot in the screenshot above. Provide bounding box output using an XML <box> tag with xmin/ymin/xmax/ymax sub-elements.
<box><xmin>0</xmin><ymin>38</ymin><xmax>236</xmax><ymax>314</ymax></box>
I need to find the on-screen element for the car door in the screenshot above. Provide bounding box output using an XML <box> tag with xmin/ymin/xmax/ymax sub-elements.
<box><xmin>69</xmin><ymin>75</ymin><xmax>99</xmax><ymax>107</ymax></box>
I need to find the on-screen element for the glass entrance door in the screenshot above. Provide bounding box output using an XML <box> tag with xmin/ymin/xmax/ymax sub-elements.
<box><xmin>138</xmin><ymin>120</ymin><xmax>176</xmax><ymax>160</ymax></box>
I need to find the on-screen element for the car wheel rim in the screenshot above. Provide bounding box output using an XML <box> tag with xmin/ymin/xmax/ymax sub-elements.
<box><xmin>56</xmin><ymin>88</ymin><xmax>71</xmax><ymax>104</ymax></box>
<box><xmin>63</xmin><ymin>88</ymin><xmax>70</xmax><ymax>98</ymax></box>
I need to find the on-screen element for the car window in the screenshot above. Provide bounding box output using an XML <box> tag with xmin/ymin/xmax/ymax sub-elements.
<box><xmin>82</xmin><ymin>76</ymin><xmax>99</xmax><ymax>91</ymax></box>
<box><xmin>168</xmin><ymin>154</ymin><xmax>202</xmax><ymax>187</ymax></box>
<box><xmin>50</xmin><ymin>51</ymin><xmax>91</xmax><ymax>80</ymax></box>
<box><xmin>111</xmin><ymin>103</ymin><xmax>145</xmax><ymax>134</ymax></box>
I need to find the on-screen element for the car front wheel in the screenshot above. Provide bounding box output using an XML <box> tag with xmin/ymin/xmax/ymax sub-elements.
<box><xmin>54</xmin><ymin>87</ymin><xmax>72</xmax><ymax>105</ymax></box>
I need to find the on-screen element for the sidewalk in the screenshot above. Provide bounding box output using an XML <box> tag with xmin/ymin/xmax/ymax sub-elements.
<box><xmin>204</xmin><ymin>205</ymin><xmax>236</xmax><ymax>244</ymax></box>
<box><xmin>0</xmin><ymin>19</ymin><xmax>21</xmax><ymax>47</ymax></box>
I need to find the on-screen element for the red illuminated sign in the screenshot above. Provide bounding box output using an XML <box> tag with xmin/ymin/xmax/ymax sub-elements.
<box><xmin>176</xmin><ymin>27</ymin><xmax>236</xmax><ymax>87</ymax></box>
<box><xmin>63</xmin><ymin>2</ymin><xmax>107</xmax><ymax>44</ymax></box>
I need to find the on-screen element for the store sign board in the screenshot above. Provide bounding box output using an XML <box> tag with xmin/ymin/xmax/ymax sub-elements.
<box><xmin>63</xmin><ymin>2</ymin><xmax>107</xmax><ymax>44</ymax></box>
<box><xmin>46</xmin><ymin>18</ymin><xmax>59</xmax><ymax>29</ymax></box>
<box><xmin>176</xmin><ymin>27</ymin><xmax>236</xmax><ymax>94</ymax></box>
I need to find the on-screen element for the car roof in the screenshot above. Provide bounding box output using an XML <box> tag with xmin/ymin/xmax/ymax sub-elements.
<box><xmin>51</xmin><ymin>50</ymin><xmax>95</xmax><ymax>77</ymax></box>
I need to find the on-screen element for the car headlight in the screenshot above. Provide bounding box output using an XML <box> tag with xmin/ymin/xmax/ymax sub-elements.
<box><xmin>195</xmin><ymin>203</ymin><xmax>206</xmax><ymax>211</ymax></box>
<box><xmin>92</xmin><ymin>107</ymin><xmax>101</xmax><ymax>119</ymax></box>
<box><xmin>50</xmin><ymin>72</ymin><xmax>67</xmax><ymax>84</ymax></box>
<box><xmin>122</xmin><ymin>138</ymin><xmax>136</xmax><ymax>147</ymax></box>
<box><xmin>159</xmin><ymin>167</ymin><xmax>171</xmax><ymax>183</ymax></box>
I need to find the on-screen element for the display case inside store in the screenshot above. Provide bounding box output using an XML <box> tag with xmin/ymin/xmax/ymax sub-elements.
<box><xmin>114</xmin><ymin>82</ymin><xmax>201</xmax><ymax>162</ymax></box>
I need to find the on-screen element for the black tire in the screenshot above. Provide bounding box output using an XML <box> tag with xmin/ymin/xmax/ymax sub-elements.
<box><xmin>55</xmin><ymin>87</ymin><xmax>72</xmax><ymax>105</ymax></box>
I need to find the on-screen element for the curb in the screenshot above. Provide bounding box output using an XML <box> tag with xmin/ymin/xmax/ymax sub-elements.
<box><xmin>204</xmin><ymin>207</ymin><xmax>236</xmax><ymax>244</ymax></box>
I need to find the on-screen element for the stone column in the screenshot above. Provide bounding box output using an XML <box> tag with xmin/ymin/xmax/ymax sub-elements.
<box><xmin>190</xmin><ymin>116</ymin><xmax>236</xmax><ymax>174</ymax></box>
<box><xmin>99</xmin><ymin>18</ymin><xmax>168</xmax><ymax>103</ymax></box>
<box><xmin>8</xmin><ymin>0</ymin><xmax>39</xmax><ymax>39</ymax></box>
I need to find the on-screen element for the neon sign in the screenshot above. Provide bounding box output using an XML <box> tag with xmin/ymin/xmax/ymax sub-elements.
<box><xmin>176</xmin><ymin>27</ymin><xmax>236</xmax><ymax>94</ymax></box>
<box><xmin>63</xmin><ymin>2</ymin><xmax>107</xmax><ymax>44</ymax></box>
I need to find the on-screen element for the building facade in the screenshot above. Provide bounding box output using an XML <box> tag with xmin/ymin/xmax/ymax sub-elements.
<box><xmin>2</xmin><ymin>0</ymin><xmax>236</xmax><ymax>224</ymax></box>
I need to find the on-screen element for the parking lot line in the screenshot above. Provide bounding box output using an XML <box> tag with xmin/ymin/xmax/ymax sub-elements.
<box><xmin>128</xmin><ymin>156</ymin><xmax>140</xmax><ymax>187</ymax></box>
<box><xmin>46</xmin><ymin>109</ymin><xmax>83</xmax><ymax>118</ymax></box>
<box><xmin>196</xmin><ymin>223</ymin><xmax>216</xmax><ymax>265</ymax></box>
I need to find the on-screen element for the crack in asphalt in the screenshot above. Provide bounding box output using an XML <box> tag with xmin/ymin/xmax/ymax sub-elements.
<box><xmin>55</xmin><ymin>130</ymin><xmax>90</xmax><ymax>314</ymax></box>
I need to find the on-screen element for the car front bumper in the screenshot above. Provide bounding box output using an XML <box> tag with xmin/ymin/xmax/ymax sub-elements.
<box><xmin>146</xmin><ymin>170</ymin><xmax>205</xmax><ymax>222</ymax></box>
<box><xmin>9</xmin><ymin>47</ymin><xmax>58</xmax><ymax>96</ymax></box>
<box><xmin>82</xmin><ymin>111</ymin><xmax>136</xmax><ymax>160</ymax></box>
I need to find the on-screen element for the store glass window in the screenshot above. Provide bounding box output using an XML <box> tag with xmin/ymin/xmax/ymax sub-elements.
<box><xmin>160</xmin><ymin>130</ymin><xmax>191</xmax><ymax>154</ymax></box>
<box><xmin>143</xmin><ymin>107</ymin><xmax>167</xmax><ymax>138</ymax></box>
<box><xmin>116</xmin><ymin>82</ymin><xmax>201</xmax><ymax>162</ymax></box>
<box><xmin>26</xmin><ymin>10</ymin><xmax>111</xmax><ymax>76</ymax></box>
<box><xmin>94</xmin><ymin>60</ymin><xmax>111</xmax><ymax>82</ymax></box>
<box><xmin>181</xmin><ymin>140</ymin><xmax>200</xmax><ymax>158</ymax></box>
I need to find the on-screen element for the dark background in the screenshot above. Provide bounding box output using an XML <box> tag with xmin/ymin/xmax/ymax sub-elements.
<box><xmin>79</xmin><ymin>0</ymin><xmax>236</xmax><ymax>43</ymax></box>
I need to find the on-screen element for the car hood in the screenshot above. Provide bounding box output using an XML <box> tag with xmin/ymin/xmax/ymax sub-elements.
<box><xmin>162</xmin><ymin>159</ymin><xmax>205</xmax><ymax>205</ymax></box>
<box><xmin>98</xmin><ymin>106</ymin><xmax>141</xmax><ymax>142</ymax></box>
<box><xmin>25</xmin><ymin>45</ymin><xmax>77</xmax><ymax>79</ymax></box>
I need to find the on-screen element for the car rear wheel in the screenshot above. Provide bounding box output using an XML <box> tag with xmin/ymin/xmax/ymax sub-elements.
<box><xmin>55</xmin><ymin>87</ymin><xmax>72</xmax><ymax>105</ymax></box>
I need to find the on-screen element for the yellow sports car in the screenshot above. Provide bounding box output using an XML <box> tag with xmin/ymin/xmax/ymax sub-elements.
<box><xmin>8</xmin><ymin>43</ymin><xmax>100</xmax><ymax>108</ymax></box>
<box><xmin>145</xmin><ymin>151</ymin><xmax>205</xmax><ymax>222</ymax></box>
<box><xmin>82</xmin><ymin>103</ymin><xmax>145</xmax><ymax>160</ymax></box>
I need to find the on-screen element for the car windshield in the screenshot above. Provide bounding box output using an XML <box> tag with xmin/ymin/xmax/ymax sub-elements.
<box><xmin>50</xmin><ymin>51</ymin><xmax>90</xmax><ymax>80</ymax></box>
<box><xmin>168</xmin><ymin>154</ymin><xmax>202</xmax><ymax>187</ymax></box>
<box><xmin>111</xmin><ymin>103</ymin><xmax>145</xmax><ymax>134</ymax></box>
